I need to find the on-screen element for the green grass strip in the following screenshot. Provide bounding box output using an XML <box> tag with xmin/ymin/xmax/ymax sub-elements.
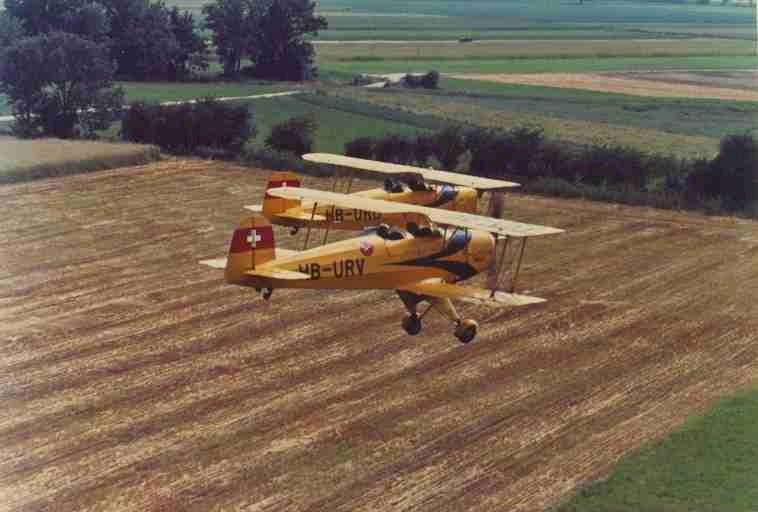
<box><xmin>319</xmin><ymin>55</ymin><xmax>758</xmax><ymax>75</ymax></box>
<box><xmin>555</xmin><ymin>389</ymin><xmax>758</xmax><ymax>512</ymax></box>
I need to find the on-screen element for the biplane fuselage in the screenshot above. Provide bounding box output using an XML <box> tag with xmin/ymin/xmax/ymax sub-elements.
<box><xmin>226</xmin><ymin>223</ymin><xmax>494</xmax><ymax>291</ymax></box>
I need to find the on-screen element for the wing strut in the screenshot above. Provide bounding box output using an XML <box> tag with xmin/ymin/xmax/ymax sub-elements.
<box><xmin>322</xmin><ymin>168</ymin><xmax>355</xmax><ymax>246</ymax></box>
<box><xmin>490</xmin><ymin>236</ymin><xmax>530</xmax><ymax>294</ymax></box>
<box><xmin>302</xmin><ymin>201</ymin><xmax>318</xmax><ymax>250</ymax></box>
<box><xmin>511</xmin><ymin>238</ymin><xmax>527</xmax><ymax>293</ymax></box>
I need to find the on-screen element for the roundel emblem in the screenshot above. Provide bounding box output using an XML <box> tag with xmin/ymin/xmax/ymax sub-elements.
<box><xmin>360</xmin><ymin>240</ymin><xmax>374</xmax><ymax>257</ymax></box>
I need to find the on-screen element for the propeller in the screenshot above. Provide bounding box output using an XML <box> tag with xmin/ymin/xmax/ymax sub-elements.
<box><xmin>486</xmin><ymin>192</ymin><xmax>506</xmax><ymax>292</ymax></box>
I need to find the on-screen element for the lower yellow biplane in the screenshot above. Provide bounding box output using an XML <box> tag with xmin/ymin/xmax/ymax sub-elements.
<box><xmin>201</xmin><ymin>188</ymin><xmax>563</xmax><ymax>344</ymax></box>
<box><xmin>248</xmin><ymin>153</ymin><xmax>520</xmax><ymax>248</ymax></box>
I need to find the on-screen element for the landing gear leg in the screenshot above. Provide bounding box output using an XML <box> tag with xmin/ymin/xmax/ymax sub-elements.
<box><xmin>397</xmin><ymin>290</ymin><xmax>424</xmax><ymax>336</ymax></box>
<box><xmin>429</xmin><ymin>297</ymin><xmax>478</xmax><ymax>344</ymax></box>
<box><xmin>396</xmin><ymin>292</ymin><xmax>478</xmax><ymax>343</ymax></box>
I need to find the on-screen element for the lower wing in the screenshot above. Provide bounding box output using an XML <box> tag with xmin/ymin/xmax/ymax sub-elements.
<box><xmin>244</xmin><ymin>205</ymin><xmax>327</xmax><ymax>222</ymax></box>
<box><xmin>398</xmin><ymin>279</ymin><xmax>545</xmax><ymax>307</ymax></box>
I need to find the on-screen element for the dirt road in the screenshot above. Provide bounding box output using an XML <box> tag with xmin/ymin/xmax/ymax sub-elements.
<box><xmin>1</xmin><ymin>160</ymin><xmax>757</xmax><ymax>511</ymax></box>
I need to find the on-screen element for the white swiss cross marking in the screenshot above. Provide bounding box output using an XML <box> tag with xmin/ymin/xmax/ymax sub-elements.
<box><xmin>247</xmin><ymin>230</ymin><xmax>262</xmax><ymax>248</ymax></box>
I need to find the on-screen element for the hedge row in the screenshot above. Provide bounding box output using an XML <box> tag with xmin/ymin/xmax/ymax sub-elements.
<box><xmin>122</xmin><ymin>98</ymin><xmax>254</xmax><ymax>156</ymax></box>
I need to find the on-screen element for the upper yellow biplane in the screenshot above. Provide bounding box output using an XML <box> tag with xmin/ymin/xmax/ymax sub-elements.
<box><xmin>248</xmin><ymin>153</ymin><xmax>520</xmax><ymax>247</ymax></box>
<box><xmin>202</xmin><ymin>187</ymin><xmax>563</xmax><ymax>344</ymax></box>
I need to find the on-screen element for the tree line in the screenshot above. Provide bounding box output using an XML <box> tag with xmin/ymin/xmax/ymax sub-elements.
<box><xmin>0</xmin><ymin>0</ymin><xmax>326</xmax><ymax>138</ymax></box>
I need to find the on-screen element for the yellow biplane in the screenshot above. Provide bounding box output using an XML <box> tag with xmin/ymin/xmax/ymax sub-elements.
<box><xmin>201</xmin><ymin>187</ymin><xmax>563</xmax><ymax>344</ymax></box>
<box><xmin>248</xmin><ymin>153</ymin><xmax>520</xmax><ymax>248</ymax></box>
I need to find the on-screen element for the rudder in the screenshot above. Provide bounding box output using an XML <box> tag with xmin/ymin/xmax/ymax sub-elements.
<box><xmin>225</xmin><ymin>215</ymin><xmax>276</xmax><ymax>284</ymax></box>
<box><xmin>263</xmin><ymin>171</ymin><xmax>301</xmax><ymax>217</ymax></box>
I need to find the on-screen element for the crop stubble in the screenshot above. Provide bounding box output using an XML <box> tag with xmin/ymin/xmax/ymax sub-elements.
<box><xmin>0</xmin><ymin>160</ymin><xmax>756</xmax><ymax>511</ymax></box>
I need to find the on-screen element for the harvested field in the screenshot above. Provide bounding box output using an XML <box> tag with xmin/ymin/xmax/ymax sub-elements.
<box><xmin>0</xmin><ymin>137</ymin><xmax>160</xmax><ymax>184</ymax></box>
<box><xmin>1</xmin><ymin>160</ymin><xmax>757</xmax><ymax>511</ymax></box>
<box><xmin>609</xmin><ymin>69</ymin><xmax>758</xmax><ymax>91</ymax></box>
<box><xmin>452</xmin><ymin>72</ymin><xmax>758</xmax><ymax>102</ymax></box>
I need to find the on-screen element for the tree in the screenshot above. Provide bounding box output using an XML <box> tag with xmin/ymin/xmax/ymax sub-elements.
<box><xmin>375</xmin><ymin>134</ymin><xmax>414</xmax><ymax>164</ymax></box>
<box><xmin>431</xmin><ymin>126</ymin><xmax>466</xmax><ymax>171</ymax></box>
<box><xmin>253</xmin><ymin>0</ymin><xmax>327</xmax><ymax>80</ymax></box>
<box><xmin>95</xmin><ymin>0</ymin><xmax>206</xmax><ymax>80</ymax></box>
<box><xmin>0</xmin><ymin>12</ymin><xmax>26</xmax><ymax>48</ymax></box>
<box><xmin>202</xmin><ymin>0</ymin><xmax>256</xmax><ymax>76</ymax></box>
<box><xmin>345</xmin><ymin>136</ymin><xmax>375</xmax><ymax>159</ymax></box>
<box><xmin>168</xmin><ymin>7</ymin><xmax>208</xmax><ymax>77</ymax></box>
<box><xmin>4</xmin><ymin>0</ymin><xmax>110</xmax><ymax>40</ymax></box>
<box><xmin>265</xmin><ymin>115</ymin><xmax>316</xmax><ymax>155</ymax></box>
<box><xmin>420</xmin><ymin>70</ymin><xmax>439</xmax><ymax>89</ymax></box>
<box><xmin>100</xmin><ymin>0</ymin><xmax>178</xmax><ymax>79</ymax></box>
<box><xmin>707</xmin><ymin>133</ymin><xmax>758</xmax><ymax>209</ymax></box>
<box><xmin>413</xmin><ymin>134</ymin><xmax>434</xmax><ymax>166</ymax></box>
<box><xmin>0</xmin><ymin>31</ymin><xmax>123</xmax><ymax>138</ymax></box>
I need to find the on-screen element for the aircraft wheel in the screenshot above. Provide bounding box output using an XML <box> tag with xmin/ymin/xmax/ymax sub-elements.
<box><xmin>262</xmin><ymin>288</ymin><xmax>273</xmax><ymax>301</ymax></box>
<box><xmin>402</xmin><ymin>314</ymin><xmax>422</xmax><ymax>336</ymax></box>
<box><xmin>290</xmin><ymin>227</ymin><xmax>299</xmax><ymax>236</ymax></box>
<box><xmin>454</xmin><ymin>319</ymin><xmax>478</xmax><ymax>344</ymax></box>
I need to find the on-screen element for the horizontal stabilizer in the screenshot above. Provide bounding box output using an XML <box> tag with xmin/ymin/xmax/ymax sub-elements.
<box><xmin>199</xmin><ymin>257</ymin><xmax>227</xmax><ymax>269</ymax></box>
<box><xmin>199</xmin><ymin>247</ymin><xmax>299</xmax><ymax>271</ymax></box>
<box><xmin>399</xmin><ymin>279</ymin><xmax>545</xmax><ymax>307</ymax></box>
<box><xmin>275</xmin><ymin>248</ymin><xmax>299</xmax><ymax>258</ymax></box>
<box><xmin>246</xmin><ymin>268</ymin><xmax>311</xmax><ymax>280</ymax></box>
<box><xmin>246</xmin><ymin>204</ymin><xmax>263</xmax><ymax>213</ymax></box>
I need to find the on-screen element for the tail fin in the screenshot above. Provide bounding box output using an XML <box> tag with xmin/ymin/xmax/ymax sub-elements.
<box><xmin>225</xmin><ymin>215</ymin><xmax>276</xmax><ymax>284</ymax></box>
<box><xmin>263</xmin><ymin>171</ymin><xmax>301</xmax><ymax>217</ymax></box>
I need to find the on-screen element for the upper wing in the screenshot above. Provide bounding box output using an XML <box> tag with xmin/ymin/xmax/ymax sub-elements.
<box><xmin>303</xmin><ymin>153</ymin><xmax>520</xmax><ymax>191</ymax></box>
<box><xmin>399</xmin><ymin>279</ymin><xmax>545</xmax><ymax>306</ymax></box>
<box><xmin>267</xmin><ymin>187</ymin><xmax>563</xmax><ymax>238</ymax></box>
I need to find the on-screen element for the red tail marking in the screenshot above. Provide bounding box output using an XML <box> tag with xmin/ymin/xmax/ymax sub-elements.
<box><xmin>229</xmin><ymin>226</ymin><xmax>275</xmax><ymax>253</ymax></box>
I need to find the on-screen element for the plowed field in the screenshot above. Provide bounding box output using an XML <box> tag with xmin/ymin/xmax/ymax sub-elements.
<box><xmin>1</xmin><ymin>160</ymin><xmax>757</xmax><ymax>511</ymax></box>
<box><xmin>452</xmin><ymin>72</ymin><xmax>758</xmax><ymax>102</ymax></box>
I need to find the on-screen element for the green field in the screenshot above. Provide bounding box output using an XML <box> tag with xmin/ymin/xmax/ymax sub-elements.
<box><xmin>246</xmin><ymin>94</ymin><xmax>438</xmax><ymax>153</ymax></box>
<box><xmin>437</xmin><ymin>77</ymin><xmax>758</xmax><ymax>139</ymax></box>
<box><xmin>318</xmin><ymin>55</ymin><xmax>758</xmax><ymax>75</ymax></box>
<box><xmin>315</xmin><ymin>0</ymin><xmax>752</xmax><ymax>25</ymax></box>
<box><xmin>317</xmin><ymin>39</ymin><xmax>753</xmax><ymax>61</ymax></box>
<box><xmin>164</xmin><ymin>0</ymin><xmax>755</xmax><ymax>41</ymax></box>
<box><xmin>555</xmin><ymin>389</ymin><xmax>758</xmax><ymax>512</ymax></box>
<box><xmin>333</xmin><ymin>86</ymin><xmax>728</xmax><ymax>157</ymax></box>
<box><xmin>119</xmin><ymin>81</ymin><xmax>295</xmax><ymax>103</ymax></box>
